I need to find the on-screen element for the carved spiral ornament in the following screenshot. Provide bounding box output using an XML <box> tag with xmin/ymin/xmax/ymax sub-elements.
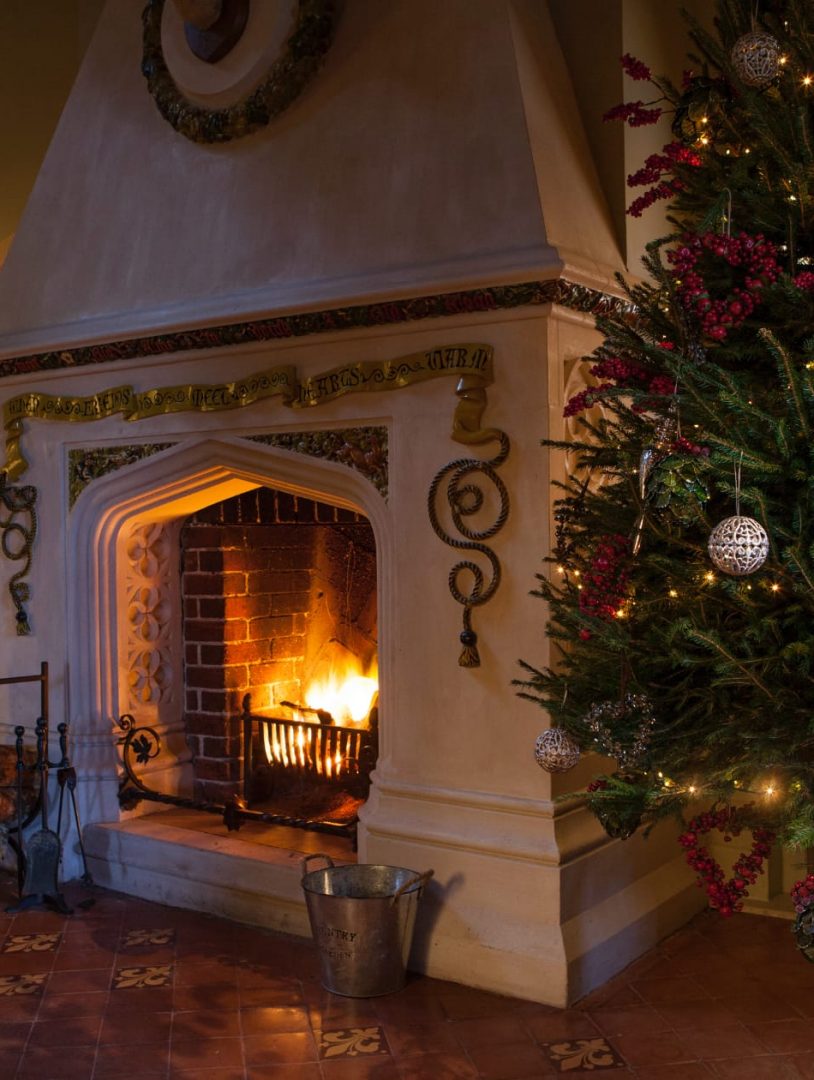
<box><xmin>427</xmin><ymin>432</ymin><xmax>510</xmax><ymax>667</ymax></box>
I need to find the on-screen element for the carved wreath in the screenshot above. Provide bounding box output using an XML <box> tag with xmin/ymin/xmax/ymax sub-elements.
<box><xmin>141</xmin><ymin>0</ymin><xmax>339</xmax><ymax>143</ymax></box>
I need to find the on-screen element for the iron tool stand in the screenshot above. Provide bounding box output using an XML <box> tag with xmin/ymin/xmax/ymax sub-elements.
<box><xmin>2</xmin><ymin>663</ymin><xmax>93</xmax><ymax>914</ymax></box>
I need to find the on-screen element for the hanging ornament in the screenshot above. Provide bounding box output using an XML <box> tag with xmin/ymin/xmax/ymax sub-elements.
<box><xmin>707</xmin><ymin>454</ymin><xmax>769</xmax><ymax>576</ymax></box>
<box><xmin>667</xmin><ymin>229</ymin><xmax>781</xmax><ymax>343</ymax></box>
<box><xmin>633</xmin><ymin>406</ymin><xmax>679</xmax><ymax>555</ymax></box>
<box><xmin>708</xmin><ymin>516</ymin><xmax>769</xmax><ymax>575</ymax></box>
<box><xmin>583</xmin><ymin>694</ymin><xmax>656</xmax><ymax>767</ymax></box>
<box><xmin>534</xmin><ymin>729</ymin><xmax>580</xmax><ymax>773</ymax></box>
<box><xmin>730</xmin><ymin>30</ymin><xmax>781</xmax><ymax>88</ymax></box>
<box><xmin>678</xmin><ymin>806</ymin><xmax>775</xmax><ymax>916</ymax></box>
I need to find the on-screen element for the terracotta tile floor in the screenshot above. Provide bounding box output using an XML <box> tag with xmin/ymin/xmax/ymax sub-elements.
<box><xmin>1</xmin><ymin>872</ymin><xmax>814</xmax><ymax>1079</ymax></box>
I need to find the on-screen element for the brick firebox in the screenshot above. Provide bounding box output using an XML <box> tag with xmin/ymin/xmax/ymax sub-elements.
<box><xmin>181</xmin><ymin>487</ymin><xmax>377</xmax><ymax>803</ymax></box>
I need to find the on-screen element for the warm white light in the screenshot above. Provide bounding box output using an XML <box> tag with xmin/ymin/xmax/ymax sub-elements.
<box><xmin>305</xmin><ymin>672</ymin><xmax>378</xmax><ymax>726</ymax></box>
<box><xmin>669</xmin><ymin>588</ymin><xmax>678</xmax><ymax>599</ymax></box>
<box><xmin>771</xmin><ymin>583</ymin><xmax>780</xmax><ymax>593</ymax></box>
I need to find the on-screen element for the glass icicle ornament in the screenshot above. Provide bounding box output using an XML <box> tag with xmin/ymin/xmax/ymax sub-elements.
<box><xmin>535</xmin><ymin>728</ymin><xmax>580</xmax><ymax>773</ymax></box>
<box><xmin>730</xmin><ymin>30</ymin><xmax>781</xmax><ymax>88</ymax></box>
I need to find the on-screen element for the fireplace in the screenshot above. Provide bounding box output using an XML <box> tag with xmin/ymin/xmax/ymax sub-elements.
<box><xmin>113</xmin><ymin>481</ymin><xmax>380</xmax><ymax>841</ymax></box>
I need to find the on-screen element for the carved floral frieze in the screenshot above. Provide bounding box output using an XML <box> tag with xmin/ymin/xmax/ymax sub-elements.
<box><xmin>123</xmin><ymin>523</ymin><xmax>175</xmax><ymax>709</ymax></box>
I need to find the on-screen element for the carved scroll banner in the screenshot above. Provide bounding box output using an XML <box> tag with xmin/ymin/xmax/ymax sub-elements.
<box><xmin>2</xmin><ymin>344</ymin><xmax>493</xmax><ymax>481</ymax></box>
<box><xmin>0</xmin><ymin>344</ymin><xmax>499</xmax><ymax>637</ymax></box>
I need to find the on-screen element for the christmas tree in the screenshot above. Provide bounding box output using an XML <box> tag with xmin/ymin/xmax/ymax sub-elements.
<box><xmin>518</xmin><ymin>0</ymin><xmax>814</xmax><ymax>917</ymax></box>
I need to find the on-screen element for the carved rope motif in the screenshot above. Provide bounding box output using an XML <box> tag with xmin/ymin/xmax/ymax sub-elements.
<box><xmin>0</xmin><ymin>473</ymin><xmax>37</xmax><ymax>635</ymax></box>
<box><xmin>428</xmin><ymin>377</ymin><xmax>510</xmax><ymax>667</ymax></box>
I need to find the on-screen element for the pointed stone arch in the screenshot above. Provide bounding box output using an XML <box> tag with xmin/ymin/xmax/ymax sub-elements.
<box><xmin>66</xmin><ymin>434</ymin><xmax>391</xmax><ymax>832</ymax></box>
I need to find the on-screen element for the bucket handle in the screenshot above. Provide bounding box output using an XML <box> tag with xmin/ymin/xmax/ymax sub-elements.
<box><xmin>301</xmin><ymin>853</ymin><xmax>335</xmax><ymax>881</ymax></box>
<box><xmin>390</xmin><ymin>868</ymin><xmax>434</xmax><ymax>906</ymax></box>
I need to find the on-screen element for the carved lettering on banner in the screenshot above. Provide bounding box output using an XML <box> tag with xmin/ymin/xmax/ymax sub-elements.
<box><xmin>124</xmin><ymin>524</ymin><xmax>175</xmax><ymax>709</ymax></box>
<box><xmin>2</xmin><ymin>344</ymin><xmax>493</xmax><ymax>481</ymax></box>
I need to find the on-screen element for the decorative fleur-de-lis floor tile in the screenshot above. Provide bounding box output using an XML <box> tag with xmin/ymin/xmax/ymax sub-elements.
<box><xmin>120</xmin><ymin>928</ymin><xmax>176</xmax><ymax>949</ymax></box>
<box><xmin>317</xmin><ymin>1026</ymin><xmax>389</xmax><ymax>1059</ymax></box>
<box><xmin>113</xmin><ymin>964</ymin><xmax>173</xmax><ymax>989</ymax></box>
<box><xmin>545</xmin><ymin>1037</ymin><xmax>626</xmax><ymax>1072</ymax></box>
<box><xmin>0</xmin><ymin>972</ymin><xmax>47</xmax><ymax>996</ymax></box>
<box><xmin>2</xmin><ymin>932</ymin><xmax>61</xmax><ymax>953</ymax></box>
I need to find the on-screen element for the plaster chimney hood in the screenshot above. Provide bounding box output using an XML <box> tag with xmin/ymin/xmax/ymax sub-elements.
<box><xmin>0</xmin><ymin>0</ymin><xmax>623</xmax><ymax>359</ymax></box>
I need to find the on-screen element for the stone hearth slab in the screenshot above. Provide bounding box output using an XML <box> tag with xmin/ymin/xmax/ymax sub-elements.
<box><xmin>83</xmin><ymin>810</ymin><xmax>354</xmax><ymax>938</ymax></box>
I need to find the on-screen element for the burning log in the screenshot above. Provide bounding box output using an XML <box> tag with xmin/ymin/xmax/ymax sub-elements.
<box><xmin>280</xmin><ymin>701</ymin><xmax>334</xmax><ymax>726</ymax></box>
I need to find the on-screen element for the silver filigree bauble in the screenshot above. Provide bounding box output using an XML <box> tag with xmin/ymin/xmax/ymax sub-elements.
<box><xmin>708</xmin><ymin>515</ymin><xmax>769</xmax><ymax>576</ymax></box>
<box><xmin>535</xmin><ymin>729</ymin><xmax>580</xmax><ymax>773</ymax></box>
<box><xmin>730</xmin><ymin>30</ymin><xmax>781</xmax><ymax>88</ymax></box>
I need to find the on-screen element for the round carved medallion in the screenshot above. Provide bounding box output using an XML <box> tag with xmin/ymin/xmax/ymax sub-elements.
<box><xmin>142</xmin><ymin>0</ymin><xmax>339</xmax><ymax>143</ymax></box>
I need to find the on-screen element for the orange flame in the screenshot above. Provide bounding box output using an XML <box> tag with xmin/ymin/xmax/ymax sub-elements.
<box><xmin>304</xmin><ymin>658</ymin><xmax>377</xmax><ymax>727</ymax></box>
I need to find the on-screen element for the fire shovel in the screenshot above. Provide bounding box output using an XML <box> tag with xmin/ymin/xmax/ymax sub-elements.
<box><xmin>11</xmin><ymin>717</ymin><xmax>70</xmax><ymax>914</ymax></box>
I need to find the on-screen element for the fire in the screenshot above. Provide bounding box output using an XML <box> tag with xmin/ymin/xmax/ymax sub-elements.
<box><xmin>262</xmin><ymin>721</ymin><xmax>355</xmax><ymax>778</ymax></box>
<box><xmin>304</xmin><ymin>662</ymin><xmax>378</xmax><ymax>727</ymax></box>
<box><xmin>261</xmin><ymin>656</ymin><xmax>377</xmax><ymax>777</ymax></box>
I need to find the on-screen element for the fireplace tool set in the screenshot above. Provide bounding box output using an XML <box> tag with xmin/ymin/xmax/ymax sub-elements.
<box><xmin>1</xmin><ymin>662</ymin><xmax>93</xmax><ymax>914</ymax></box>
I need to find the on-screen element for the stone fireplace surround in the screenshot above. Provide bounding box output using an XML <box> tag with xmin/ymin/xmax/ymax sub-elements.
<box><xmin>0</xmin><ymin>310</ymin><xmax>694</xmax><ymax>1009</ymax></box>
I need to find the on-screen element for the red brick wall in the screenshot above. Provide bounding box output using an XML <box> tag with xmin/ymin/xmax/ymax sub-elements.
<box><xmin>181</xmin><ymin>488</ymin><xmax>373</xmax><ymax>803</ymax></box>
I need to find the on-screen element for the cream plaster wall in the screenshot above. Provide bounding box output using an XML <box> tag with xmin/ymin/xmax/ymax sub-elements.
<box><xmin>0</xmin><ymin>0</ymin><xmax>570</xmax><ymax>354</ymax></box>
<box><xmin>0</xmin><ymin>0</ymin><xmax>104</xmax><ymax>257</ymax></box>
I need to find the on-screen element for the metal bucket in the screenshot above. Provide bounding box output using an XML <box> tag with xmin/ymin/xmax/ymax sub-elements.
<box><xmin>301</xmin><ymin>854</ymin><xmax>433</xmax><ymax>997</ymax></box>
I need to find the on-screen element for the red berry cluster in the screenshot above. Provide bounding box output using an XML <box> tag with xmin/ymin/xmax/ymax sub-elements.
<box><xmin>791</xmin><ymin>873</ymin><xmax>814</xmax><ymax>914</ymax></box>
<box><xmin>793</xmin><ymin>271</ymin><xmax>814</xmax><ymax>293</ymax></box>
<box><xmin>620</xmin><ymin>53</ymin><xmax>652</xmax><ymax>81</ymax></box>
<box><xmin>667</xmin><ymin>231</ymin><xmax>781</xmax><ymax>342</ymax></box>
<box><xmin>579</xmin><ymin>534</ymin><xmax>630</xmax><ymax>620</ymax></box>
<box><xmin>586</xmin><ymin>779</ymin><xmax>609</xmax><ymax>792</ymax></box>
<box><xmin>626</xmin><ymin>142</ymin><xmax>703</xmax><ymax>218</ymax></box>
<box><xmin>563</xmin><ymin>358</ymin><xmax>674</xmax><ymax>418</ymax></box>
<box><xmin>678</xmin><ymin>807</ymin><xmax>775</xmax><ymax>917</ymax></box>
<box><xmin>603</xmin><ymin>101</ymin><xmax>662</xmax><ymax>127</ymax></box>
<box><xmin>671</xmin><ymin>435</ymin><xmax>709</xmax><ymax>457</ymax></box>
